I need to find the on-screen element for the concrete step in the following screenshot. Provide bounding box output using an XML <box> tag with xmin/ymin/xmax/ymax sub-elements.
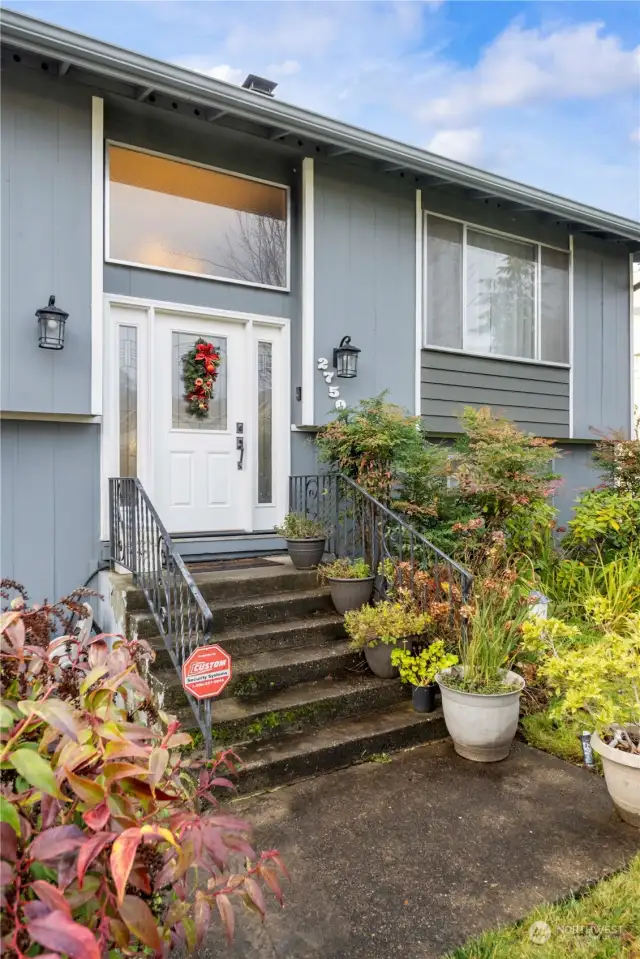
<box><xmin>145</xmin><ymin>613</ymin><xmax>347</xmax><ymax>668</ymax></box>
<box><xmin>152</xmin><ymin>640</ymin><xmax>359</xmax><ymax>707</ymax></box>
<box><xmin>131</xmin><ymin>587</ymin><xmax>335</xmax><ymax>638</ymax></box>
<box><xmin>235</xmin><ymin>702</ymin><xmax>448</xmax><ymax>794</ymax></box>
<box><xmin>123</xmin><ymin>562</ymin><xmax>321</xmax><ymax>612</ymax></box>
<box><xmin>176</xmin><ymin>673</ymin><xmax>410</xmax><ymax>747</ymax></box>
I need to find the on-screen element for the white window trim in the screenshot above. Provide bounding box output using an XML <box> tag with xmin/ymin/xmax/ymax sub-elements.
<box><xmin>100</xmin><ymin>294</ymin><xmax>290</xmax><ymax>541</ymax></box>
<box><xmin>301</xmin><ymin>157</ymin><xmax>315</xmax><ymax>425</ymax></box>
<box><xmin>104</xmin><ymin>140</ymin><xmax>292</xmax><ymax>293</ymax></box>
<box><xmin>423</xmin><ymin>208</ymin><xmax>572</xmax><ymax>366</ymax></box>
<box><xmin>90</xmin><ymin>97</ymin><xmax>104</xmax><ymax>415</ymax></box>
<box><xmin>414</xmin><ymin>188</ymin><xmax>423</xmax><ymax>417</ymax></box>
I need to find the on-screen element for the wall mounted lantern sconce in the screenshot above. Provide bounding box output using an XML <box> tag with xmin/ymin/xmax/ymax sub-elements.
<box><xmin>333</xmin><ymin>335</ymin><xmax>360</xmax><ymax>378</ymax></box>
<box><xmin>36</xmin><ymin>295</ymin><xmax>68</xmax><ymax>350</ymax></box>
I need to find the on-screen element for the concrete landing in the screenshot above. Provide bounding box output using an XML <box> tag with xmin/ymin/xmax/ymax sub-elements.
<box><xmin>199</xmin><ymin>742</ymin><xmax>640</xmax><ymax>959</ymax></box>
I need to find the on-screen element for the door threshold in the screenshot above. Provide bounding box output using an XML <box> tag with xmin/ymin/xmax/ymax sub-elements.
<box><xmin>171</xmin><ymin>529</ymin><xmax>279</xmax><ymax>541</ymax></box>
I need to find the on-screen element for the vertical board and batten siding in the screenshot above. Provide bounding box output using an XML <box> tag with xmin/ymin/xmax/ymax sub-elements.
<box><xmin>1</xmin><ymin>64</ymin><xmax>93</xmax><ymax>414</ymax></box>
<box><xmin>1</xmin><ymin>422</ymin><xmax>101</xmax><ymax>601</ymax></box>
<box><xmin>102</xmin><ymin>98</ymin><xmax>302</xmax><ymax>422</ymax></box>
<box><xmin>572</xmin><ymin>238</ymin><xmax>632</xmax><ymax>439</ymax></box>
<box><xmin>421</xmin><ymin>350</ymin><xmax>570</xmax><ymax>437</ymax></box>
<box><xmin>103</xmin><ymin>99</ymin><xmax>299</xmax><ymax>322</ymax></box>
<box><xmin>552</xmin><ymin>444</ymin><xmax>601</xmax><ymax>529</ymax></box>
<box><xmin>313</xmin><ymin>165</ymin><xmax>416</xmax><ymax>424</ymax></box>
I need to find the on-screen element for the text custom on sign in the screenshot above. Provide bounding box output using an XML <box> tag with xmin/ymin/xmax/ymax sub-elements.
<box><xmin>182</xmin><ymin>644</ymin><xmax>232</xmax><ymax>700</ymax></box>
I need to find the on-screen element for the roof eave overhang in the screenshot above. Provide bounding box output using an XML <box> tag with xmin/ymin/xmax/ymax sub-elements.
<box><xmin>2</xmin><ymin>8</ymin><xmax>640</xmax><ymax>246</ymax></box>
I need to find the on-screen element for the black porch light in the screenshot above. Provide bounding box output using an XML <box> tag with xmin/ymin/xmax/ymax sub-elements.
<box><xmin>333</xmin><ymin>335</ymin><xmax>361</xmax><ymax>379</ymax></box>
<box><xmin>36</xmin><ymin>295</ymin><xmax>68</xmax><ymax>350</ymax></box>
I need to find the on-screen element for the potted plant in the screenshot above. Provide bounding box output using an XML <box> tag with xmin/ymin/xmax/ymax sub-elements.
<box><xmin>436</xmin><ymin>583</ymin><xmax>530</xmax><ymax>762</ymax></box>
<box><xmin>318</xmin><ymin>557</ymin><xmax>375</xmax><ymax>613</ymax></box>
<box><xmin>275</xmin><ymin>513</ymin><xmax>327</xmax><ymax>569</ymax></box>
<box><xmin>344</xmin><ymin>600</ymin><xmax>431</xmax><ymax>679</ymax></box>
<box><xmin>391</xmin><ymin>641</ymin><xmax>459</xmax><ymax>712</ymax></box>
<box><xmin>538</xmin><ymin>628</ymin><xmax>640</xmax><ymax>827</ymax></box>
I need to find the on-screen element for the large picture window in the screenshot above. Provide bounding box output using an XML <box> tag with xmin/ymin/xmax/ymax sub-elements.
<box><xmin>107</xmin><ymin>144</ymin><xmax>289</xmax><ymax>290</ymax></box>
<box><xmin>424</xmin><ymin>214</ymin><xmax>570</xmax><ymax>364</ymax></box>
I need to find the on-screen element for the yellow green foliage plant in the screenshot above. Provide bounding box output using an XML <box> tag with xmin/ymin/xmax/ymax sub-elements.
<box><xmin>317</xmin><ymin>558</ymin><xmax>371</xmax><ymax>582</ymax></box>
<box><xmin>344</xmin><ymin>600</ymin><xmax>431</xmax><ymax>650</ymax></box>
<box><xmin>538</xmin><ymin>628</ymin><xmax>640</xmax><ymax>755</ymax></box>
<box><xmin>390</xmin><ymin>642</ymin><xmax>458</xmax><ymax>687</ymax></box>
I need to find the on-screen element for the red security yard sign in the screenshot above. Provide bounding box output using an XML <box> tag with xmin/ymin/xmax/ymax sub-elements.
<box><xmin>182</xmin><ymin>644</ymin><xmax>232</xmax><ymax>700</ymax></box>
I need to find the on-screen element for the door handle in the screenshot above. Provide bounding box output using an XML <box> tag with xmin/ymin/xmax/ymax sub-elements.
<box><xmin>236</xmin><ymin>435</ymin><xmax>244</xmax><ymax>470</ymax></box>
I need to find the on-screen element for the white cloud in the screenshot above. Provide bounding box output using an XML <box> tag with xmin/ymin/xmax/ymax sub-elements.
<box><xmin>156</xmin><ymin>2</ymin><xmax>640</xmax><ymax>216</ymax></box>
<box><xmin>421</xmin><ymin>20</ymin><xmax>640</xmax><ymax>123</ymax></box>
<box><xmin>427</xmin><ymin>127</ymin><xmax>484</xmax><ymax>165</ymax></box>
<box><xmin>175</xmin><ymin>55</ymin><xmax>243</xmax><ymax>85</ymax></box>
<box><xmin>266</xmin><ymin>60</ymin><xmax>301</xmax><ymax>76</ymax></box>
<box><xmin>631</xmin><ymin>127</ymin><xmax>640</xmax><ymax>143</ymax></box>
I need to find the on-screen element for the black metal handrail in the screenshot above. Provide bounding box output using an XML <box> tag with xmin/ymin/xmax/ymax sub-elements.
<box><xmin>109</xmin><ymin>477</ymin><xmax>214</xmax><ymax>757</ymax></box>
<box><xmin>290</xmin><ymin>473</ymin><xmax>473</xmax><ymax>638</ymax></box>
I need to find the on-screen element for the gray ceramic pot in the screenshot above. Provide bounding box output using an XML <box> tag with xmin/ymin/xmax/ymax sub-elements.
<box><xmin>286</xmin><ymin>537</ymin><xmax>326</xmax><ymax>569</ymax></box>
<box><xmin>364</xmin><ymin>638</ymin><xmax>412</xmax><ymax>679</ymax></box>
<box><xmin>328</xmin><ymin>576</ymin><xmax>375</xmax><ymax>614</ymax></box>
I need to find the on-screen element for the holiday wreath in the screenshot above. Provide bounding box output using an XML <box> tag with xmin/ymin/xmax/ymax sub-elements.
<box><xmin>182</xmin><ymin>339</ymin><xmax>221</xmax><ymax>418</ymax></box>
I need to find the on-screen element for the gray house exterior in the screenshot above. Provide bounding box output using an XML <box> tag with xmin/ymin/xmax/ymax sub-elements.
<box><xmin>1</xmin><ymin>10</ymin><xmax>638</xmax><ymax>604</ymax></box>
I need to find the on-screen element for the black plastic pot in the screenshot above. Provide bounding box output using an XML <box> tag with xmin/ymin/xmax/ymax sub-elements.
<box><xmin>412</xmin><ymin>684</ymin><xmax>437</xmax><ymax>713</ymax></box>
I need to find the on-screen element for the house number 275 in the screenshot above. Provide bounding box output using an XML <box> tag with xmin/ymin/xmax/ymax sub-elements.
<box><xmin>317</xmin><ymin>358</ymin><xmax>346</xmax><ymax>409</ymax></box>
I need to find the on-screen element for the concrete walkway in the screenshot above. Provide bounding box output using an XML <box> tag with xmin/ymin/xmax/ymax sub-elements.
<box><xmin>200</xmin><ymin>742</ymin><xmax>640</xmax><ymax>958</ymax></box>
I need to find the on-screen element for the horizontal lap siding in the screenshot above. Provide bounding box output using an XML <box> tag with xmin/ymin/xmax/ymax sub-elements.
<box><xmin>421</xmin><ymin>349</ymin><xmax>570</xmax><ymax>437</ymax></box>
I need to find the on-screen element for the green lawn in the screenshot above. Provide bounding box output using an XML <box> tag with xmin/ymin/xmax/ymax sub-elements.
<box><xmin>446</xmin><ymin>854</ymin><xmax>640</xmax><ymax>959</ymax></box>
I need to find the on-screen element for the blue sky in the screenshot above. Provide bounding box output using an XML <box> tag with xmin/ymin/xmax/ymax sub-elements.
<box><xmin>6</xmin><ymin>0</ymin><xmax>640</xmax><ymax>218</ymax></box>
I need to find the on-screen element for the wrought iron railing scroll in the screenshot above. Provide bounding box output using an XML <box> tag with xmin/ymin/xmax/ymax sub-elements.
<box><xmin>289</xmin><ymin>473</ymin><xmax>473</xmax><ymax>640</ymax></box>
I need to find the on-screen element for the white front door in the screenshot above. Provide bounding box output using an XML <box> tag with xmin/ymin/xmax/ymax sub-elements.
<box><xmin>154</xmin><ymin>313</ymin><xmax>249</xmax><ymax>534</ymax></box>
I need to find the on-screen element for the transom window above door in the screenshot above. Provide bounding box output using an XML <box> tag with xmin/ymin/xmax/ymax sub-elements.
<box><xmin>424</xmin><ymin>213</ymin><xmax>570</xmax><ymax>365</ymax></box>
<box><xmin>107</xmin><ymin>144</ymin><xmax>289</xmax><ymax>290</ymax></box>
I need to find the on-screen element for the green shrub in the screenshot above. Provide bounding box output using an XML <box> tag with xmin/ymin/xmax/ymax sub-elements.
<box><xmin>316</xmin><ymin>393</ymin><xmax>439</xmax><ymax>504</ymax></box>
<box><xmin>564</xmin><ymin>487</ymin><xmax>640</xmax><ymax>560</ymax></box>
<box><xmin>450</xmin><ymin>407</ymin><xmax>559</xmax><ymax>556</ymax></box>
<box><xmin>276</xmin><ymin>512</ymin><xmax>326</xmax><ymax>539</ymax></box>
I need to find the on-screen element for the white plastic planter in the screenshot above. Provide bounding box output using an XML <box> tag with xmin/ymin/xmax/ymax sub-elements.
<box><xmin>591</xmin><ymin>730</ymin><xmax>640</xmax><ymax>828</ymax></box>
<box><xmin>436</xmin><ymin>666</ymin><xmax>525</xmax><ymax>762</ymax></box>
